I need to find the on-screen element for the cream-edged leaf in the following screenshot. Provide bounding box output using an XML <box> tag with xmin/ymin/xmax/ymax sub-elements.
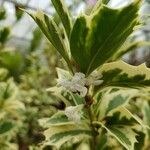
<box><xmin>95</xmin><ymin>61</ymin><xmax>150</xmax><ymax>93</ymax></box>
<box><xmin>47</xmin><ymin>86</ymin><xmax>85</xmax><ymax>106</ymax></box>
<box><xmin>39</xmin><ymin>111</ymin><xmax>74</xmax><ymax>127</ymax></box>
<box><xmin>70</xmin><ymin>0</ymin><xmax>141</xmax><ymax>74</ymax></box>
<box><xmin>98</xmin><ymin>122</ymin><xmax>137</xmax><ymax>150</ymax></box>
<box><xmin>24</xmin><ymin>10</ymin><xmax>73</xmax><ymax>72</ymax></box>
<box><xmin>95</xmin><ymin>89</ymin><xmax>138</xmax><ymax>120</ymax></box>
<box><xmin>51</xmin><ymin>0</ymin><xmax>72</xmax><ymax>38</ymax></box>
<box><xmin>43</xmin><ymin>125</ymin><xmax>92</xmax><ymax>148</ymax></box>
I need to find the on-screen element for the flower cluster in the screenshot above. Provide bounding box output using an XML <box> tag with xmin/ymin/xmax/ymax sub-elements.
<box><xmin>58</xmin><ymin>72</ymin><xmax>103</xmax><ymax>97</ymax></box>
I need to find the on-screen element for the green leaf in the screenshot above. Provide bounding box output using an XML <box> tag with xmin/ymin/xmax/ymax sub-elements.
<box><xmin>109</xmin><ymin>106</ymin><xmax>148</xmax><ymax>128</ymax></box>
<box><xmin>56</xmin><ymin>67</ymin><xmax>72</xmax><ymax>81</ymax></box>
<box><xmin>51</xmin><ymin>0</ymin><xmax>72</xmax><ymax>38</ymax></box>
<box><xmin>0</xmin><ymin>79</ymin><xmax>18</xmax><ymax>102</ymax></box>
<box><xmin>0</xmin><ymin>121</ymin><xmax>14</xmax><ymax>135</ymax></box>
<box><xmin>30</xmin><ymin>27</ymin><xmax>42</xmax><ymax>52</ymax></box>
<box><xmin>15</xmin><ymin>5</ymin><xmax>24</xmax><ymax>20</ymax></box>
<box><xmin>43</xmin><ymin>124</ymin><xmax>92</xmax><ymax>148</ymax></box>
<box><xmin>0</xmin><ymin>7</ymin><xmax>6</xmax><ymax>20</ymax></box>
<box><xmin>70</xmin><ymin>0</ymin><xmax>141</xmax><ymax>74</ymax></box>
<box><xmin>0</xmin><ymin>50</ymin><xmax>24</xmax><ymax>78</ymax></box>
<box><xmin>95</xmin><ymin>89</ymin><xmax>137</xmax><ymax>120</ymax></box>
<box><xmin>47</xmin><ymin>86</ymin><xmax>85</xmax><ymax>106</ymax></box>
<box><xmin>39</xmin><ymin>111</ymin><xmax>74</xmax><ymax>127</ymax></box>
<box><xmin>0</xmin><ymin>68</ymin><xmax>8</xmax><ymax>81</ymax></box>
<box><xmin>0</xmin><ymin>79</ymin><xmax>25</xmax><ymax>116</ymax></box>
<box><xmin>0</xmin><ymin>27</ymin><xmax>10</xmax><ymax>44</ymax></box>
<box><xmin>106</xmin><ymin>126</ymin><xmax>137</xmax><ymax>150</ymax></box>
<box><xmin>142</xmin><ymin>101</ymin><xmax>150</xmax><ymax>138</ymax></box>
<box><xmin>111</xmin><ymin>41</ymin><xmax>150</xmax><ymax>61</ymax></box>
<box><xmin>95</xmin><ymin>61</ymin><xmax>150</xmax><ymax>92</ymax></box>
<box><xmin>99</xmin><ymin>122</ymin><xmax>137</xmax><ymax>150</ymax></box>
<box><xmin>134</xmin><ymin>131</ymin><xmax>146</xmax><ymax>150</ymax></box>
<box><xmin>25</xmin><ymin>10</ymin><xmax>73</xmax><ymax>72</ymax></box>
<box><xmin>143</xmin><ymin>102</ymin><xmax>150</xmax><ymax>127</ymax></box>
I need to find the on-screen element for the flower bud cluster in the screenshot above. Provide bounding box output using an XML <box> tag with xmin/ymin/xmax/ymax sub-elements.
<box><xmin>58</xmin><ymin>71</ymin><xmax>103</xmax><ymax>97</ymax></box>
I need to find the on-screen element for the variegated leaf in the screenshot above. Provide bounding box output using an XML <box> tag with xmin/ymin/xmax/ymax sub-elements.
<box><xmin>95</xmin><ymin>61</ymin><xmax>150</xmax><ymax>93</ymax></box>
<box><xmin>51</xmin><ymin>0</ymin><xmax>72</xmax><ymax>38</ymax></box>
<box><xmin>94</xmin><ymin>89</ymin><xmax>138</xmax><ymax>120</ymax></box>
<box><xmin>70</xmin><ymin>0</ymin><xmax>141</xmax><ymax>74</ymax></box>
<box><xmin>0</xmin><ymin>79</ymin><xmax>25</xmax><ymax>118</ymax></box>
<box><xmin>43</xmin><ymin>124</ymin><xmax>92</xmax><ymax>149</ymax></box>
<box><xmin>39</xmin><ymin>111</ymin><xmax>73</xmax><ymax>127</ymax></box>
<box><xmin>101</xmin><ymin>123</ymin><xmax>137</xmax><ymax>150</ymax></box>
<box><xmin>0</xmin><ymin>121</ymin><xmax>14</xmax><ymax>135</ymax></box>
<box><xmin>0</xmin><ymin>68</ymin><xmax>8</xmax><ymax>81</ymax></box>
<box><xmin>109</xmin><ymin>106</ymin><xmax>148</xmax><ymax>129</ymax></box>
<box><xmin>56</xmin><ymin>67</ymin><xmax>72</xmax><ymax>82</ymax></box>
<box><xmin>39</xmin><ymin>104</ymin><xmax>85</xmax><ymax>128</ymax></box>
<box><xmin>143</xmin><ymin>102</ymin><xmax>150</xmax><ymax>127</ymax></box>
<box><xmin>25</xmin><ymin>10</ymin><xmax>73</xmax><ymax>72</ymax></box>
<box><xmin>142</xmin><ymin>101</ymin><xmax>150</xmax><ymax>138</ymax></box>
<box><xmin>47</xmin><ymin>86</ymin><xmax>85</xmax><ymax>106</ymax></box>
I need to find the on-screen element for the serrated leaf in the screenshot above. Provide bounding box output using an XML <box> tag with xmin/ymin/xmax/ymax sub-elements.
<box><xmin>110</xmin><ymin>106</ymin><xmax>148</xmax><ymax>128</ymax></box>
<box><xmin>95</xmin><ymin>89</ymin><xmax>137</xmax><ymax>120</ymax></box>
<box><xmin>95</xmin><ymin>61</ymin><xmax>150</xmax><ymax>93</ymax></box>
<box><xmin>134</xmin><ymin>131</ymin><xmax>146</xmax><ymax>150</ymax></box>
<box><xmin>25</xmin><ymin>10</ymin><xmax>72</xmax><ymax>72</ymax></box>
<box><xmin>70</xmin><ymin>0</ymin><xmax>141</xmax><ymax>74</ymax></box>
<box><xmin>43</xmin><ymin>124</ymin><xmax>92</xmax><ymax>148</ymax></box>
<box><xmin>51</xmin><ymin>0</ymin><xmax>72</xmax><ymax>38</ymax></box>
<box><xmin>100</xmin><ymin>122</ymin><xmax>137</xmax><ymax>150</ymax></box>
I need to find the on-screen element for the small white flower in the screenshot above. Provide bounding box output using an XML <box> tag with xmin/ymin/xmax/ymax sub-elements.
<box><xmin>58</xmin><ymin>71</ymin><xmax>103</xmax><ymax>97</ymax></box>
<box><xmin>72</xmin><ymin>72</ymin><xmax>86</xmax><ymax>86</ymax></box>
<box><xmin>65</xmin><ymin>106</ymin><xmax>81</xmax><ymax>123</ymax></box>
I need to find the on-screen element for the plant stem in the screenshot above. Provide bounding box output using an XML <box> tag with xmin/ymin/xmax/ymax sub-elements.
<box><xmin>85</xmin><ymin>95</ymin><xmax>97</xmax><ymax>150</ymax></box>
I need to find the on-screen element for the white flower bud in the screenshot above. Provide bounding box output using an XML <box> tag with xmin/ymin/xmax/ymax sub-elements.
<box><xmin>65</xmin><ymin>106</ymin><xmax>81</xmax><ymax>123</ymax></box>
<box><xmin>57</xmin><ymin>71</ymin><xmax>103</xmax><ymax>97</ymax></box>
